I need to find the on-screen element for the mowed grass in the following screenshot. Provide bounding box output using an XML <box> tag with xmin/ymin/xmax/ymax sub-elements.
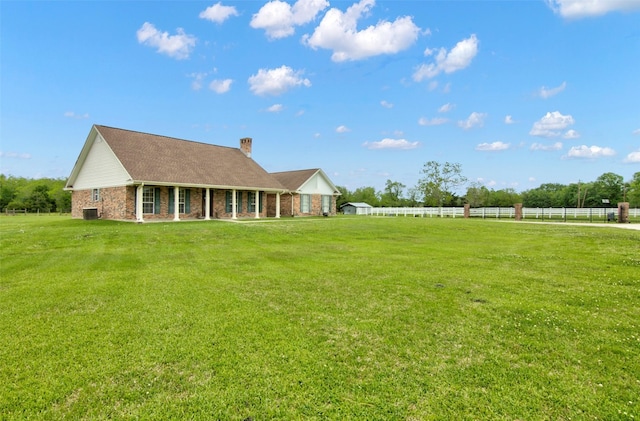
<box><xmin>1</xmin><ymin>216</ymin><xmax>638</xmax><ymax>420</ymax></box>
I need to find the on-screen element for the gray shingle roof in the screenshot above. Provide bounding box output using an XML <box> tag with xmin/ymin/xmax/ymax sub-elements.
<box><xmin>95</xmin><ymin>125</ymin><xmax>285</xmax><ymax>190</ymax></box>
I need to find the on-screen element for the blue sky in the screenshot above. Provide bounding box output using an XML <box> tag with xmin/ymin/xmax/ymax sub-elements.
<box><xmin>1</xmin><ymin>0</ymin><xmax>639</xmax><ymax>193</ymax></box>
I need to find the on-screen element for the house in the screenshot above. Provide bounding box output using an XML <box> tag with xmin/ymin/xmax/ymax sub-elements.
<box><xmin>340</xmin><ymin>202</ymin><xmax>373</xmax><ymax>215</ymax></box>
<box><xmin>271</xmin><ymin>169</ymin><xmax>339</xmax><ymax>217</ymax></box>
<box><xmin>65</xmin><ymin>125</ymin><xmax>340</xmax><ymax>221</ymax></box>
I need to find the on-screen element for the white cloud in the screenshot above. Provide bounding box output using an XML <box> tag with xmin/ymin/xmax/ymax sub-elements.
<box><xmin>413</xmin><ymin>34</ymin><xmax>479</xmax><ymax>81</ymax></box>
<box><xmin>209</xmin><ymin>78</ymin><xmax>233</xmax><ymax>94</ymax></box>
<box><xmin>624</xmin><ymin>150</ymin><xmax>640</xmax><ymax>163</ymax></box>
<box><xmin>380</xmin><ymin>100</ymin><xmax>393</xmax><ymax>109</ymax></box>
<box><xmin>566</xmin><ymin>145</ymin><xmax>616</xmax><ymax>159</ymax></box>
<box><xmin>438</xmin><ymin>103</ymin><xmax>454</xmax><ymax>113</ymax></box>
<box><xmin>633</xmin><ymin>128</ymin><xmax>640</xmax><ymax>135</ymax></box>
<box><xmin>266</xmin><ymin>104</ymin><xmax>284</xmax><ymax>112</ymax></box>
<box><xmin>538</xmin><ymin>81</ymin><xmax>567</xmax><ymax>99</ymax></box>
<box><xmin>0</xmin><ymin>151</ymin><xmax>32</xmax><ymax>159</ymax></box>
<box><xmin>199</xmin><ymin>2</ymin><xmax>239</xmax><ymax>23</ymax></box>
<box><xmin>64</xmin><ymin>111</ymin><xmax>89</xmax><ymax>119</ymax></box>
<box><xmin>530</xmin><ymin>142</ymin><xmax>563</xmax><ymax>151</ymax></box>
<box><xmin>188</xmin><ymin>72</ymin><xmax>207</xmax><ymax>90</ymax></box>
<box><xmin>476</xmin><ymin>141</ymin><xmax>510</xmax><ymax>151</ymax></box>
<box><xmin>418</xmin><ymin>117</ymin><xmax>448</xmax><ymax>126</ymax></box>
<box><xmin>458</xmin><ymin>112</ymin><xmax>487</xmax><ymax>130</ymax></box>
<box><xmin>529</xmin><ymin>111</ymin><xmax>575</xmax><ymax>137</ymax></box>
<box><xmin>563</xmin><ymin>129</ymin><xmax>580</xmax><ymax>139</ymax></box>
<box><xmin>363</xmin><ymin>138</ymin><xmax>420</xmax><ymax>150</ymax></box>
<box><xmin>251</xmin><ymin>0</ymin><xmax>329</xmax><ymax>40</ymax></box>
<box><xmin>546</xmin><ymin>0</ymin><xmax>640</xmax><ymax>18</ymax></box>
<box><xmin>504</xmin><ymin>115</ymin><xmax>515</xmax><ymax>124</ymax></box>
<box><xmin>336</xmin><ymin>125</ymin><xmax>351</xmax><ymax>133</ymax></box>
<box><xmin>248</xmin><ymin>65</ymin><xmax>311</xmax><ymax>96</ymax></box>
<box><xmin>136</xmin><ymin>22</ymin><xmax>196</xmax><ymax>60</ymax></box>
<box><xmin>303</xmin><ymin>0</ymin><xmax>420</xmax><ymax>62</ymax></box>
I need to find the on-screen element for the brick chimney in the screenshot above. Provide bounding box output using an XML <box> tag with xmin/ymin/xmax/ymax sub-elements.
<box><xmin>240</xmin><ymin>137</ymin><xmax>252</xmax><ymax>158</ymax></box>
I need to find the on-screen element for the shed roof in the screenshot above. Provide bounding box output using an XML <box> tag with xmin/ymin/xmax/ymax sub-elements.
<box><xmin>340</xmin><ymin>202</ymin><xmax>373</xmax><ymax>208</ymax></box>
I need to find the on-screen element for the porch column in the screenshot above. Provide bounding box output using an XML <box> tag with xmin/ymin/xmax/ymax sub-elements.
<box><xmin>205</xmin><ymin>188</ymin><xmax>211</xmax><ymax>220</ymax></box>
<box><xmin>276</xmin><ymin>192</ymin><xmax>281</xmax><ymax>218</ymax></box>
<box><xmin>173</xmin><ymin>186</ymin><xmax>180</xmax><ymax>221</ymax></box>
<box><xmin>136</xmin><ymin>185</ymin><xmax>144</xmax><ymax>223</ymax></box>
<box><xmin>232</xmin><ymin>189</ymin><xmax>237</xmax><ymax>219</ymax></box>
<box><xmin>255</xmin><ymin>190</ymin><xmax>260</xmax><ymax>219</ymax></box>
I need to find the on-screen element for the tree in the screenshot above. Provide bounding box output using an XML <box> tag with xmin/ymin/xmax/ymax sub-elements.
<box><xmin>405</xmin><ymin>187</ymin><xmax>421</xmax><ymax>207</ymax></box>
<box><xmin>626</xmin><ymin>172</ymin><xmax>640</xmax><ymax>207</ymax></box>
<box><xmin>488</xmin><ymin>188</ymin><xmax>521</xmax><ymax>207</ymax></box>
<box><xmin>351</xmin><ymin>186</ymin><xmax>380</xmax><ymax>206</ymax></box>
<box><xmin>335</xmin><ymin>186</ymin><xmax>351</xmax><ymax>209</ymax></box>
<box><xmin>0</xmin><ymin>175</ymin><xmax>18</xmax><ymax>210</ymax></box>
<box><xmin>417</xmin><ymin>161</ymin><xmax>467</xmax><ymax>206</ymax></box>
<box><xmin>521</xmin><ymin>183</ymin><xmax>566</xmax><ymax>207</ymax></box>
<box><xmin>465</xmin><ymin>182</ymin><xmax>490</xmax><ymax>207</ymax></box>
<box><xmin>25</xmin><ymin>184</ymin><xmax>54</xmax><ymax>212</ymax></box>
<box><xmin>0</xmin><ymin>176</ymin><xmax>70</xmax><ymax>212</ymax></box>
<box><xmin>592</xmin><ymin>172</ymin><xmax>624</xmax><ymax>206</ymax></box>
<box><xmin>380</xmin><ymin>179</ymin><xmax>405</xmax><ymax>206</ymax></box>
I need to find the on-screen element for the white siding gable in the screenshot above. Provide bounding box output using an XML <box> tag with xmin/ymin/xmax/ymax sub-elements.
<box><xmin>72</xmin><ymin>132</ymin><xmax>131</xmax><ymax>189</ymax></box>
<box><xmin>298</xmin><ymin>171</ymin><xmax>335</xmax><ymax>195</ymax></box>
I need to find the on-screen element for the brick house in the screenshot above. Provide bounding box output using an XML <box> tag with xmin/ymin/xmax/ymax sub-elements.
<box><xmin>271</xmin><ymin>169</ymin><xmax>339</xmax><ymax>217</ymax></box>
<box><xmin>65</xmin><ymin>125</ymin><xmax>340</xmax><ymax>222</ymax></box>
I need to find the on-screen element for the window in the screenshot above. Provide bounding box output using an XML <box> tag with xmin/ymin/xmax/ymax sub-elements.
<box><xmin>178</xmin><ymin>188</ymin><xmax>186</xmax><ymax>213</ymax></box>
<box><xmin>248</xmin><ymin>192</ymin><xmax>256</xmax><ymax>212</ymax></box>
<box><xmin>300</xmin><ymin>194</ymin><xmax>311</xmax><ymax>213</ymax></box>
<box><xmin>169</xmin><ymin>188</ymin><xmax>190</xmax><ymax>214</ymax></box>
<box><xmin>225</xmin><ymin>191</ymin><xmax>242</xmax><ymax>213</ymax></box>
<box><xmin>247</xmin><ymin>192</ymin><xmax>264</xmax><ymax>213</ymax></box>
<box><xmin>142</xmin><ymin>187</ymin><xmax>155</xmax><ymax>214</ymax></box>
<box><xmin>92</xmin><ymin>189</ymin><xmax>100</xmax><ymax>202</ymax></box>
<box><xmin>321</xmin><ymin>195</ymin><xmax>331</xmax><ymax>213</ymax></box>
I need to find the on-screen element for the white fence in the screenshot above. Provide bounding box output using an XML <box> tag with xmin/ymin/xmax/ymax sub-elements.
<box><xmin>360</xmin><ymin>207</ymin><xmax>640</xmax><ymax>221</ymax></box>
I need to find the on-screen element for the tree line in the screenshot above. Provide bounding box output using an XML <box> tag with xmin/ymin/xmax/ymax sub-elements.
<box><xmin>337</xmin><ymin>161</ymin><xmax>640</xmax><ymax>209</ymax></box>
<box><xmin>0</xmin><ymin>175</ymin><xmax>71</xmax><ymax>213</ymax></box>
<box><xmin>2</xmin><ymin>164</ymin><xmax>639</xmax><ymax>214</ymax></box>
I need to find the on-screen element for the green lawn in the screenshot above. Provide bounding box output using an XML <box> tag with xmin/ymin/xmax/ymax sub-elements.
<box><xmin>1</xmin><ymin>215</ymin><xmax>638</xmax><ymax>420</ymax></box>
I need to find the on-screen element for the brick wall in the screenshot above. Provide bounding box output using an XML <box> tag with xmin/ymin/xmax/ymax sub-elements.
<box><xmin>140</xmin><ymin>187</ymin><xmax>203</xmax><ymax>221</ymax></box>
<box><xmin>288</xmin><ymin>194</ymin><xmax>337</xmax><ymax>216</ymax></box>
<box><xmin>211</xmin><ymin>190</ymin><xmax>268</xmax><ymax>219</ymax></box>
<box><xmin>72</xmin><ymin>187</ymin><xmax>335</xmax><ymax>220</ymax></box>
<box><xmin>71</xmin><ymin>187</ymin><xmax>130</xmax><ymax>220</ymax></box>
<box><xmin>72</xmin><ymin>186</ymin><xmax>202</xmax><ymax>221</ymax></box>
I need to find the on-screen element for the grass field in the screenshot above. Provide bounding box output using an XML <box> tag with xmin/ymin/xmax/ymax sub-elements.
<box><xmin>1</xmin><ymin>215</ymin><xmax>638</xmax><ymax>420</ymax></box>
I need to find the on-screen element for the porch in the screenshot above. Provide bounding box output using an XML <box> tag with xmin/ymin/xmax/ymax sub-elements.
<box><xmin>132</xmin><ymin>185</ymin><xmax>282</xmax><ymax>222</ymax></box>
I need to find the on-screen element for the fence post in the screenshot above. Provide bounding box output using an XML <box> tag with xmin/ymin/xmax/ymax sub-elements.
<box><xmin>514</xmin><ymin>203</ymin><xmax>523</xmax><ymax>221</ymax></box>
